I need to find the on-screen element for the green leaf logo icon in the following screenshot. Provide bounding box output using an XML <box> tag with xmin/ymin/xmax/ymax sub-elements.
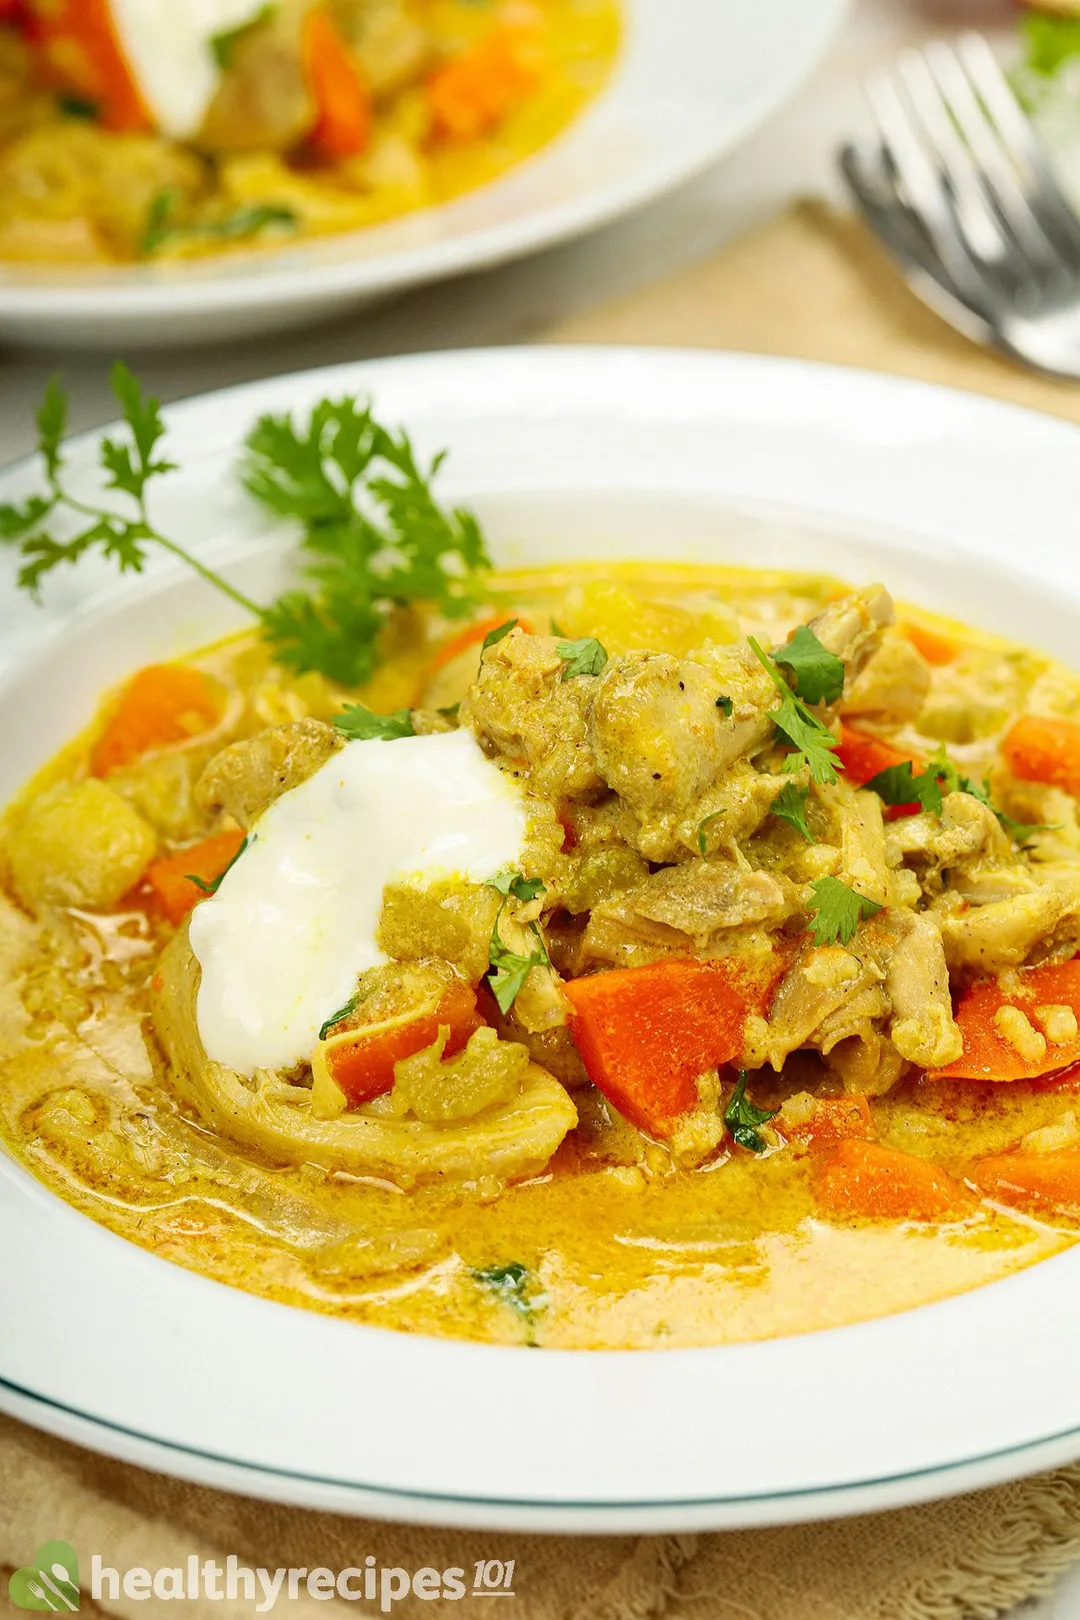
<box><xmin>8</xmin><ymin>1542</ymin><xmax>79</xmax><ymax>1611</ymax></box>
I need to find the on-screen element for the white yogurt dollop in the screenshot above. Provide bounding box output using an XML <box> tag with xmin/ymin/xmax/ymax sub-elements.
<box><xmin>188</xmin><ymin>730</ymin><xmax>527</xmax><ymax>1076</ymax></box>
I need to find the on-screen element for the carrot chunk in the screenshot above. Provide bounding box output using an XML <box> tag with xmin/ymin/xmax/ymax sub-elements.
<box><xmin>902</xmin><ymin>622</ymin><xmax>957</xmax><ymax>666</ymax></box>
<box><xmin>91</xmin><ymin>665</ymin><xmax>222</xmax><ymax>777</ymax></box>
<box><xmin>1002</xmin><ymin>714</ymin><xmax>1080</xmax><ymax>800</ymax></box>
<box><xmin>30</xmin><ymin>0</ymin><xmax>151</xmax><ymax>131</ymax></box>
<box><xmin>302</xmin><ymin>5</ymin><xmax>372</xmax><ymax>160</ymax></box>
<box><xmin>835</xmin><ymin>724</ymin><xmax>921</xmax><ymax>818</ymax></box>
<box><xmin>973</xmin><ymin>1149</ymin><xmax>1080</xmax><ymax>1216</ymax></box>
<box><xmin>782</xmin><ymin>1094</ymin><xmax>874</xmax><ymax>1148</ymax></box>
<box><xmin>932</xmin><ymin>959</ymin><xmax>1080</xmax><ymax>1082</ymax></box>
<box><xmin>564</xmin><ymin>956</ymin><xmax>781</xmax><ymax>1139</ymax></box>
<box><xmin>815</xmin><ymin>1140</ymin><xmax>972</xmax><ymax>1221</ymax></box>
<box><xmin>427</xmin><ymin>23</ymin><xmax>544</xmax><ymax>141</ymax></box>
<box><xmin>318</xmin><ymin>979</ymin><xmax>482</xmax><ymax>1109</ymax></box>
<box><xmin>144</xmin><ymin>830</ymin><xmax>246</xmax><ymax>926</ymax></box>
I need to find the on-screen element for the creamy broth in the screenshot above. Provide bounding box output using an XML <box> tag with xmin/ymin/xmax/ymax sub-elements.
<box><xmin>3</xmin><ymin>562</ymin><xmax>1080</xmax><ymax>1349</ymax></box>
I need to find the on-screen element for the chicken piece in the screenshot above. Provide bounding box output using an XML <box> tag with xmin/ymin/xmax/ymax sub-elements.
<box><xmin>938</xmin><ymin>885</ymin><xmax>1080</xmax><ymax>975</ymax></box>
<box><xmin>493</xmin><ymin>911</ymin><xmax>568</xmax><ymax>1034</ymax></box>
<box><xmin>460</xmin><ymin>630</ymin><xmax>604</xmax><ymax>802</ymax></box>
<box><xmin>760</xmin><ymin>946</ymin><xmax>882</xmax><ymax>1070</ymax></box>
<box><xmin>837</xmin><ymin>788</ymin><xmax>889</xmax><ymax>907</ymax></box>
<box><xmin>839</xmin><ymin>628</ymin><xmax>931</xmax><ymax>722</ymax></box>
<box><xmin>825</xmin><ymin>1032</ymin><xmax>905</xmax><ymax>1096</ymax></box>
<box><xmin>884</xmin><ymin>913</ymin><xmax>963</xmax><ymax>1068</ymax></box>
<box><xmin>195</xmin><ymin>719</ymin><xmax>339</xmax><ymax>829</ymax></box>
<box><xmin>586</xmin><ymin>859</ymin><xmax>791</xmax><ymax>959</ymax></box>
<box><xmin>674</xmin><ymin>761</ymin><xmax>789</xmax><ymax>860</ymax></box>
<box><xmin>334</xmin><ymin>0</ymin><xmax>432</xmax><ymax>97</ymax></box>
<box><xmin>886</xmin><ymin>790</ymin><xmax>1011</xmax><ymax>873</ymax></box>
<box><xmin>806</xmin><ymin>584</ymin><xmax>894</xmax><ymax>681</ymax></box>
<box><xmin>200</xmin><ymin>0</ymin><xmax>313</xmax><ymax>151</ymax></box>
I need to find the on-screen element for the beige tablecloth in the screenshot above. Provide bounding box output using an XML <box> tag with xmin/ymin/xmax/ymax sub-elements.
<box><xmin>6</xmin><ymin>203</ymin><xmax>1080</xmax><ymax>1620</ymax></box>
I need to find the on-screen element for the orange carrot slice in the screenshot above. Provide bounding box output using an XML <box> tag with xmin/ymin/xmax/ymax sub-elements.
<box><xmin>302</xmin><ymin>5</ymin><xmax>371</xmax><ymax>160</ymax></box>
<box><xmin>144</xmin><ymin>829</ymin><xmax>246</xmax><ymax>926</ymax></box>
<box><xmin>1002</xmin><ymin>714</ymin><xmax>1080</xmax><ymax>800</ymax></box>
<box><xmin>91</xmin><ymin>665</ymin><xmax>222</xmax><ymax>777</ymax></box>
<box><xmin>932</xmin><ymin>959</ymin><xmax>1080</xmax><ymax>1082</ymax></box>
<box><xmin>815</xmin><ymin>1139</ymin><xmax>972</xmax><ymax>1221</ymax></box>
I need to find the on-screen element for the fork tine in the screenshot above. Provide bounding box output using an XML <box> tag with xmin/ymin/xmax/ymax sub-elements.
<box><xmin>920</xmin><ymin>41</ymin><xmax>1060</xmax><ymax>274</ymax></box>
<box><xmin>955</xmin><ymin>33</ymin><xmax>1080</xmax><ymax>256</ymax></box>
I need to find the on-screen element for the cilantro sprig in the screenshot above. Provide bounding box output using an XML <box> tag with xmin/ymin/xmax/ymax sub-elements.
<box><xmin>333</xmin><ymin>705</ymin><xmax>415</xmax><ymax>741</ymax></box>
<box><xmin>2</xmin><ymin>368</ymin><xmax>493</xmax><ymax>690</ymax></box>
<box><xmin>748</xmin><ymin>635</ymin><xmax>841</xmax><ymax>786</ymax></box>
<box><xmin>318</xmin><ymin>995</ymin><xmax>359</xmax><ymax>1042</ymax></box>
<box><xmin>724</xmin><ymin>1071</ymin><xmax>778</xmax><ymax>1154</ymax></box>
<box><xmin>142</xmin><ymin>191</ymin><xmax>297</xmax><ymax>256</ymax></box>
<box><xmin>866</xmin><ymin>746</ymin><xmax>1051</xmax><ymax>846</ymax></box>
<box><xmin>806</xmin><ymin>876</ymin><xmax>882</xmax><ymax>946</ymax></box>
<box><xmin>485</xmin><ymin>872</ymin><xmax>549</xmax><ymax>1013</ymax></box>
<box><xmin>773</xmin><ymin>625</ymin><xmax>845</xmax><ymax>706</ymax></box>
<box><xmin>556</xmin><ymin>637</ymin><xmax>608</xmax><ymax>679</ymax></box>
<box><xmin>771</xmin><ymin>782</ymin><xmax>812</xmax><ymax>841</ymax></box>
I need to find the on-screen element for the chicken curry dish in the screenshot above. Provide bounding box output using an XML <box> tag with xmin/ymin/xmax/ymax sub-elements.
<box><xmin>7</xmin><ymin>551</ymin><xmax>1080</xmax><ymax>1348</ymax></box>
<box><xmin>0</xmin><ymin>0</ymin><xmax>618</xmax><ymax>265</ymax></box>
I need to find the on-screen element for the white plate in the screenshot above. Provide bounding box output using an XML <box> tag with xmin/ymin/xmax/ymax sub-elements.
<box><xmin>0</xmin><ymin>0</ymin><xmax>845</xmax><ymax>350</ymax></box>
<box><xmin>3</xmin><ymin>347</ymin><xmax>1080</xmax><ymax>1532</ymax></box>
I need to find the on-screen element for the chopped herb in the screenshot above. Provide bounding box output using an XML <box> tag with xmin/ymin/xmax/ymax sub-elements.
<box><xmin>142</xmin><ymin>194</ymin><xmax>297</xmax><ymax>256</ymax></box>
<box><xmin>715</xmin><ymin>694</ymin><xmax>734</xmax><ymax>717</ymax></box>
<box><xmin>556</xmin><ymin>636</ymin><xmax>608</xmax><ymax>679</ymax></box>
<box><xmin>748</xmin><ymin>636</ymin><xmax>841</xmax><ymax>786</ymax></box>
<box><xmin>487</xmin><ymin>896</ymin><xmax>549</xmax><ymax>1015</ymax></box>
<box><xmin>865</xmin><ymin>758</ymin><xmax>940</xmax><ymax>816</ymax></box>
<box><xmin>1020</xmin><ymin>10</ymin><xmax>1080</xmax><ymax>78</ymax></box>
<box><xmin>724</xmin><ymin>1071</ymin><xmax>778</xmax><ymax>1154</ymax></box>
<box><xmin>806</xmin><ymin>875</ymin><xmax>882</xmax><ymax>947</ymax></box>
<box><xmin>58</xmin><ymin>94</ymin><xmax>100</xmax><ymax>120</ymax></box>
<box><xmin>866</xmin><ymin>747</ymin><xmax>1053</xmax><ymax>845</ymax></box>
<box><xmin>318</xmin><ymin>995</ymin><xmax>358</xmax><ymax>1042</ymax></box>
<box><xmin>186</xmin><ymin>835</ymin><xmax>249</xmax><ymax>896</ymax></box>
<box><xmin>480</xmin><ymin>618</ymin><xmax>517</xmax><ymax>656</ymax></box>
<box><xmin>772</xmin><ymin>625</ymin><xmax>845</xmax><ymax>706</ymax></box>
<box><xmin>473</xmin><ymin>1262</ymin><xmax>545</xmax><ymax>1341</ymax></box>
<box><xmin>487</xmin><ymin>870</ymin><xmax>546</xmax><ymax>902</ymax></box>
<box><xmin>771</xmin><ymin>781</ymin><xmax>812</xmax><ymax>841</ymax></box>
<box><xmin>696</xmin><ymin>810</ymin><xmax>726</xmax><ymax>856</ymax></box>
<box><xmin>210</xmin><ymin>1</ymin><xmax>276</xmax><ymax>66</ymax></box>
<box><xmin>333</xmin><ymin>704</ymin><xmax>414</xmax><ymax>741</ymax></box>
<box><xmin>437</xmin><ymin>702</ymin><xmax>460</xmax><ymax>720</ymax></box>
<box><xmin>549</xmin><ymin>617</ymin><xmax>565</xmax><ymax>636</ymax></box>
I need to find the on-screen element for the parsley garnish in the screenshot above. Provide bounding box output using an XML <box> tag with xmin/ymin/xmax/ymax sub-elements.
<box><xmin>556</xmin><ymin>637</ymin><xmax>608</xmax><ymax>679</ymax></box>
<box><xmin>332</xmin><ymin>705</ymin><xmax>414</xmax><ymax>741</ymax></box>
<box><xmin>142</xmin><ymin>191</ymin><xmax>297</xmax><ymax>256</ymax></box>
<box><xmin>3</xmin><ymin>369</ymin><xmax>493</xmax><ymax>689</ymax></box>
<box><xmin>185</xmin><ymin>835</ymin><xmax>249</xmax><ymax>896</ymax></box>
<box><xmin>806</xmin><ymin>876</ymin><xmax>883</xmax><ymax>946</ymax></box>
<box><xmin>318</xmin><ymin>995</ymin><xmax>359</xmax><ymax>1042</ymax></box>
<box><xmin>866</xmin><ymin>747</ymin><xmax>1052</xmax><ymax>845</ymax></box>
<box><xmin>473</xmin><ymin>1262</ymin><xmax>545</xmax><ymax>1342</ymax></box>
<box><xmin>715</xmin><ymin>694</ymin><xmax>734</xmax><ymax>717</ymax></box>
<box><xmin>748</xmin><ymin>636</ymin><xmax>841</xmax><ymax>786</ymax></box>
<box><xmin>485</xmin><ymin>880</ymin><xmax>549</xmax><ymax>1014</ymax></box>
<box><xmin>480</xmin><ymin>619</ymin><xmax>517</xmax><ymax>657</ymax></box>
<box><xmin>696</xmin><ymin>811</ymin><xmax>726</xmax><ymax>856</ymax></box>
<box><xmin>771</xmin><ymin>782</ymin><xmax>812</xmax><ymax>841</ymax></box>
<box><xmin>58</xmin><ymin>94</ymin><xmax>99</xmax><ymax>120</ymax></box>
<box><xmin>210</xmin><ymin>2</ymin><xmax>276</xmax><ymax>66</ymax></box>
<box><xmin>488</xmin><ymin>871</ymin><xmax>546</xmax><ymax>902</ymax></box>
<box><xmin>865</xmin><ymin>758</ymin><xmax>938</xmax><ymax>815</ymax></box>
<box><xmin>773</xmin><ymin>625</ymin><xmax>845</xmax><ymax>706</ymax></box>
<box><xmin>724</xmin><ymin>1071</ymin><xmax>778</xmax><ymax>1154</ymax></box>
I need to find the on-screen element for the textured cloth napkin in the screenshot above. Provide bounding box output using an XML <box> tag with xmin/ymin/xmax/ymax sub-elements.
<box><xmin>7</xmin><ymin>203</ymin><xmax>1080</xmax><ymax>1620</ymax></box>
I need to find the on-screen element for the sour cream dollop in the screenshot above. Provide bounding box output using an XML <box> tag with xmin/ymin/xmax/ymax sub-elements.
<box><xmin>188</xmin><ymin>730</ymin><xmax>527</xmax><ymax>1076</ymax></box>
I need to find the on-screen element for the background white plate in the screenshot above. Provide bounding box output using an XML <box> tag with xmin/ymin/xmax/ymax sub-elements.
<box><xmin>3</xmin><ymin>348</ymin><xmax>1080</xmax><ymax>1532</ymax></box>
<box><xmin>0</xmin><ymin>0</ymin><xmax>846</xmax><ymax>350</ymax></box>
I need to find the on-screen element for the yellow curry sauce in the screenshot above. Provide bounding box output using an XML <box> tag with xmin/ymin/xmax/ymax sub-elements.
<box><xmin>3</xmin><ymin>562</ymin><xmax>1080</xmax><ymax>1350</ymax></box>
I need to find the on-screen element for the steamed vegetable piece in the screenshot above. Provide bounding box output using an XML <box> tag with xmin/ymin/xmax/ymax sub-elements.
<box><xmin>0</xmin><ymin>366</ymin><xmax>492</xmax><ymax>687</ymax></box>
<box><xmin>814</xmin><ymin>1140</ymin><xmax>973</xmax><ymax>1222</ymax></box>
<box><xmin>563</xmin><ymin>957</ymin><xmax>780</xmax><ymax>1139</ymax></box>
<box><xmin>932</xmin><ymin>960</ymin><xmax>1080</xmax><ymax>1082</ymax></box>
<box><xmin>144</xmin><ymin>830</ymin><xmax>247</xmax><ymax>925</ymax></box>
<box><xmin>973</xmin><ymin>1149</ymin><xmax>1080</xmax><ymax>1215</ymax></box>
<box><xmin>1002</xmin><ymin>715</ymin><xmax>1080</xmax><ymax>799</ymax></box>
<box><xmin>313</xmin><ymin>976</ymin><xmax>483</xmax><ymax>1109</ymax></box>
<box><xmin>91</xmin><ymin>663</ymin><xmax>223</xmax><ymax>775</ymax></box>
<box><xmin>7</xmin><ymin>778</ymin><xmax>157</xmax><ymax>910</ymax></box>
<box><xmin>427</xmin><ymin>18</ymin><xmax>544</xmax><ymax>140</ymax></box>
<box><xmin>302</xmin><ymin>4</ymin><xmax>372</xmax><ymax>159</ymax></box>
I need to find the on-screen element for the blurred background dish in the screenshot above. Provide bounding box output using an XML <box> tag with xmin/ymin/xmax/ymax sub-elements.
<box><xmin>0</xmin><ymin>0</ymin><xmax>847</xmax><ymax>349</ymax></box>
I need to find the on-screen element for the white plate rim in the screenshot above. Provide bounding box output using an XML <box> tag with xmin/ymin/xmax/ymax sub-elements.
<box><xmin>4</xmin><ymin>346</ymin><xmax>1080</xmax><ymax>1530</ymax></box>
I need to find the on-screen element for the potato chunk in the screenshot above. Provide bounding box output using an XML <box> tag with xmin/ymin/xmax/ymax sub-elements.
<box><xmin>8</xmin><ymin>780</ymin><xmax>157</xmax><ymax>910</ymax></box>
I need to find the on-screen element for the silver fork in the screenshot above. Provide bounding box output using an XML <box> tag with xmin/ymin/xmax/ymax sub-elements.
<box><xmin>841</xmin><ymin>34</ymin><xmax>1080</xmax><ymax>378</ymax></box>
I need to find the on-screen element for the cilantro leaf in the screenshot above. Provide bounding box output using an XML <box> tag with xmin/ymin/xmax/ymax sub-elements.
<box><xmin>715</xmin><ymin>694</ymin><xmax>733</xmax><ymax>717</ymax></box>
<box><xmin>488</xmin><ymin>870</ymin><xmax>546</xmax><ymax>902</ymax></box>
<box><xmin>480</xmin><ymin>618</ymin><xmax>517</xmax><ymax>655</ymax></box>
<box><xmin>473</xmin><ymin>1262</ymin><xmax>546</xmax><ymax>1341</ymax></box>
<box><xmin>866</xmin><ymin>746</ymin><xmax>1054</xmax><ymax>846</ymax></box>
<box><xmin>185</xmin><ymin>836</ymin><xmax>249</xmax><ymax>897</ymax></box>
<box><xmin>748</xmin><ymin>636</ymin><xmax>840</xmax><ymax>785</ymax></box>
<box><xmin>487</xmin><ymin>901</ymin><xmax>549</xmax><ymax>1015</ymax></box>
<box><xmin>865</xmin><ymin>759</ymin><xmax>942</xmax><ymax>816</ymax></box>
<box><xmin>696</xmin><ymin>811</ymin><xmax>726</xmax><ymax>856</ymax></box>
<box><xmin>37</xmin><ymin>374</ymin><xmax>67</xmax><ymax>482</ymax></box>
<box><xmin>556</xmin><ymin>637</ymin><xmax>608</xmax><ymax>679</ymax></box>
<box><xmin>771</xmin><ymin>782</ymin><xmax>812</xmax><ymax>841</ymax></box>
<box><xmin>724</xmin><ymin>1071</ymin><xmax>778</xmax><ymax>1154</ymax></box>
<box><xmin>210</xmin><ymin>2</ymin><xmax>275</xmax><ymax>66</ymax></box>
<box><xmin>58</xmin><ymin>93</ymin><xmax>100</xmax><ymax>120</ymax></box>
<box><xmin>318</xmin><ymin>995</ymin><xmax>359</xmax><ymax>1042</ymax></box>
<box><xmin>806</xmin><ymin>876</ymin><xmax>883</xmax><ymax>946</ymax></box>
<box><xmin>243</xmin><ymin>398</ymin><xmax>491</xmax><ymax>683</ymax></box>
<box><xmin>142</xmin><ymin>192</ymin><xmax>296</xmax><ymax>256</ymax></box>
<box><xmin>773</xmin><ymin>625</ymin><xmax>845</xmax><ymax>706</ymax></box>
<box><xmin>332</xmin><ymin>704</ymin><xmax>414</xmax><ymax>741</ymax></box>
